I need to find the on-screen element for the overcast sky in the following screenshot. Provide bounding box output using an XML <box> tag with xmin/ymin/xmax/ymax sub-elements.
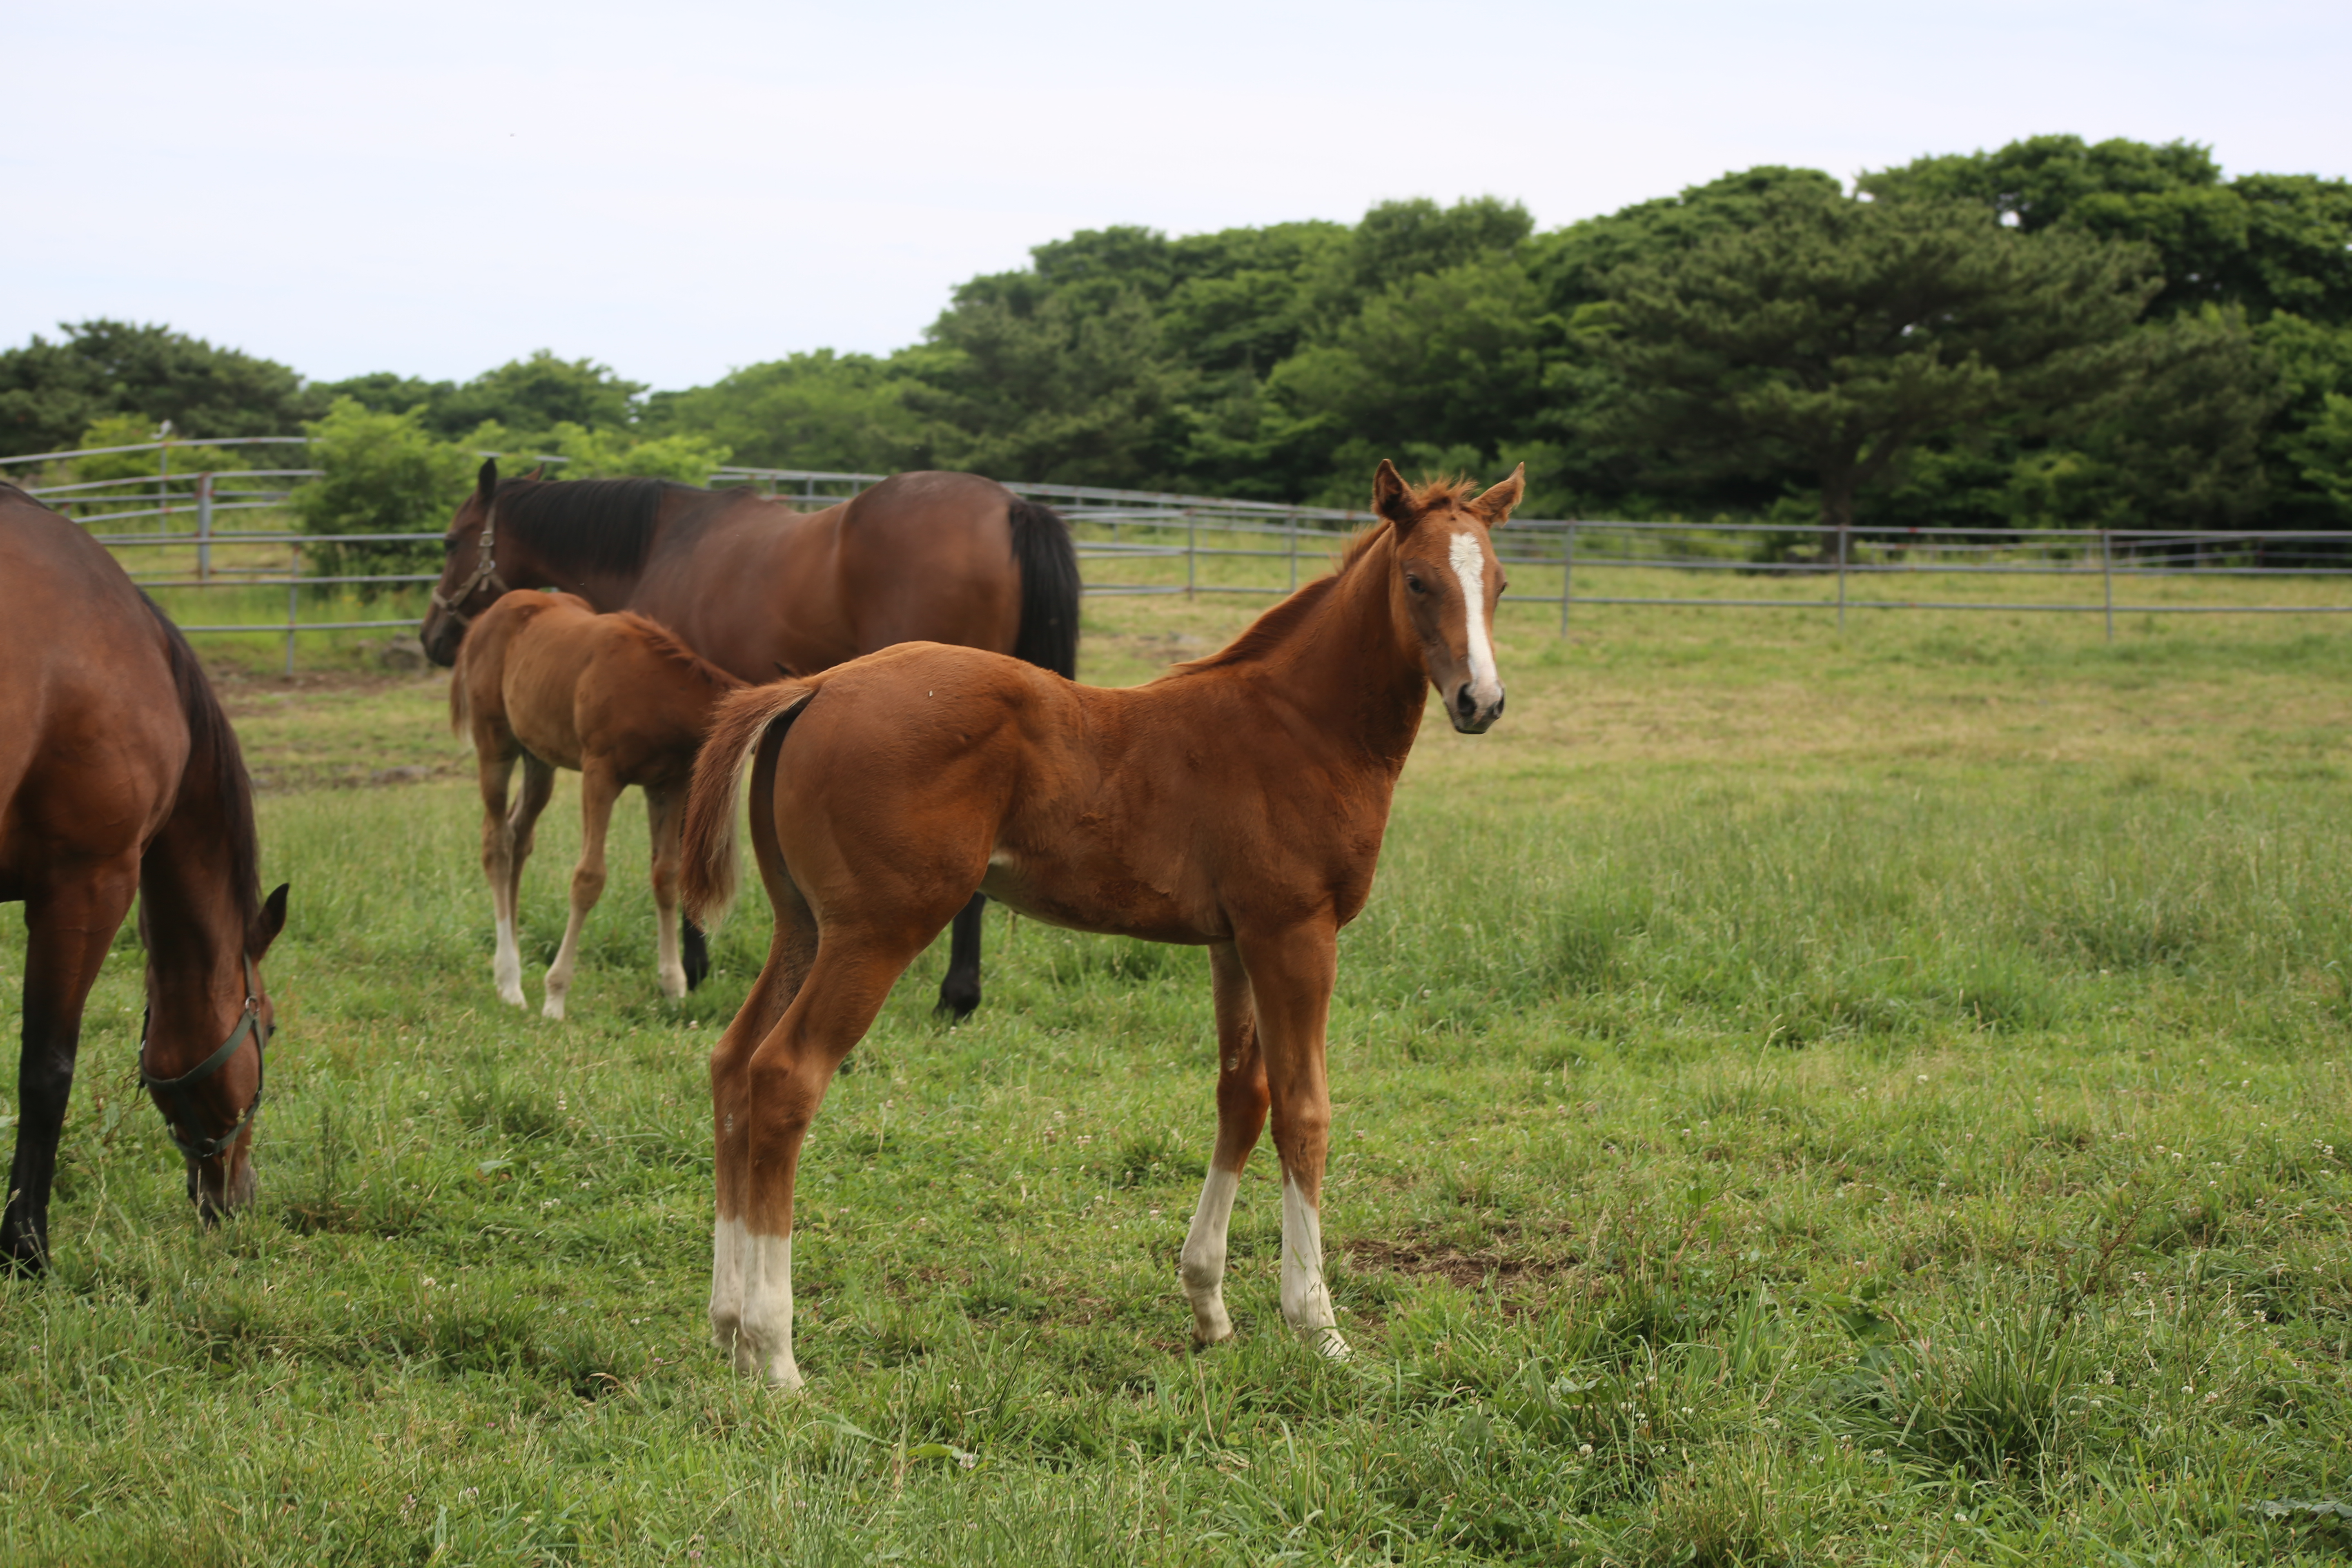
<box><xmin>7</xmin><ymin>1</ymin><xmax>2345</xmax><ymax>392</ymax></box>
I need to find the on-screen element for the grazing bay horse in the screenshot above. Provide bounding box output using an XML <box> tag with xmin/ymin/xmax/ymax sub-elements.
<box><xmin>452</xmin><ymin>589</ymin><xmax>744</xmax><ymax>1019</ymax></box>
<box><xmin>419</xmin><ymin>463</ymin><xmax>1079</xmax><ymax>1018</ymax></box>
<box><xmin>0</xmin><ymin>484</ymin><xmax>289</xmax><ymax>1269</ymax></box>
<box><xmin>680</xmin><ymin>461</ymin><xmax>1522</xmax><ymax>1388</ymax></box>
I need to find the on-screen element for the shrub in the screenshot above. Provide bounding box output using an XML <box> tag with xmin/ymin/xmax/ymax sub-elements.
<box><xmin>294</xmin><ymin>397</ymin><xmax>473</xmax><ymax>591</ymax></box>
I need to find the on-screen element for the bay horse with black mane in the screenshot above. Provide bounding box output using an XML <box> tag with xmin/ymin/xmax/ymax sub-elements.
<box><xmin>419</xmin><ymin>463</ymin><xmax>1078</xmax><ymax>1018</ymax></box>
<box><xmin>680</xmin><ymin>461</ymin><xmax>1521</xmax><ymax>1388</ymax></box>
<box><xmin>452</xmin><ymin>588</ymin><xmax>743</xmax><ymax>1019</ymax></box>
<box><xmin>0</xmin><ymin>483</ymin><xmax>289</xmax><ymax>1270</ymax></box>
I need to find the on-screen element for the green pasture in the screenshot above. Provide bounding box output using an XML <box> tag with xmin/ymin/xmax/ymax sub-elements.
<box><xmin>4</xmin><ymin>577</ymin><xmax>2352</xmax><ymax>1565</ymax></box>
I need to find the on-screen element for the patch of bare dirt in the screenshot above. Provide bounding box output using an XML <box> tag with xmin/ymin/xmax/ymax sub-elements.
<box><xmin>1346</xmin><ymin>1236</ymin><xmax>1542</xmax><ymax>1290</ymax></box>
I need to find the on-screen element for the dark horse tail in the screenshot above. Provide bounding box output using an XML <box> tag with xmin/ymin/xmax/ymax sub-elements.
<box><xmin>1007</xmin><ymin>495</ymin><xmax>1080</xmax><ymax>679</ymax></box>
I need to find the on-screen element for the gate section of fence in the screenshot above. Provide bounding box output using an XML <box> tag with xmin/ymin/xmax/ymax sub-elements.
<box><xmin>721</xmin><ymin>474</ymin><xmax>2352</xmax><ymax>635</ymax></box>
<box><xmin>3</xmin><ymin>436</ymin><xmax>436</xmax><ymax>673</ymax></box>
<box><xmin>9</xmin><ymin>443</ymin><xmax>2347</xmax><ymax>671</ymax></box>
<box><xmin>1537</xmin><ymin>520</ymin><xmax>2352</xmax><ymax>639</ymax></box>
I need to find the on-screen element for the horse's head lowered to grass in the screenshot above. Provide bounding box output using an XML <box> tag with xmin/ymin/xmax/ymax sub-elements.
<box><xmin>1372</xmin><ymin>458</ymin><xmax>1523</xmax><ymax>734</ymax></box>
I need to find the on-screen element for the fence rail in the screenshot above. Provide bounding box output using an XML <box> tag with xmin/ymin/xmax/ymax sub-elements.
<box><xmin>7</xmin><ymin>443</ymin><xmax>2347</xmax><ymax>672</ymax></box>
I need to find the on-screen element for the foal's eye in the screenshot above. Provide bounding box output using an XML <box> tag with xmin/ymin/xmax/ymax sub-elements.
<box><xmin>1404</xmin><ymin>575</ymin><xmax>1426</xmax><ymax>596</ymax></box>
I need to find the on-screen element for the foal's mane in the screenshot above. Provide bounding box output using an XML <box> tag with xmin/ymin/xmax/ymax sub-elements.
<box><xmin>613</xmin><ymin>612</ymin><xmax>745</xmax><ymax>690</ymax></box>
<box><xmin>492</xmin><ymin>477</ymin><xmax>719</xmax><ymax>576</ymax></box>
<box><xmin>1171</xmin><ymin>519</ymin><xmax>1393</xmax><ymax>675</ymax></box>
<box><xmin>144</xmin><ymin>594</ymin><xmax>263</xmax><ymax>940</ymax></box>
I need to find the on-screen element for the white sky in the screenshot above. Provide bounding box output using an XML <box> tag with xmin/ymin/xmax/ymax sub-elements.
<box><xmin>7</xmin><ymin>0</ymin><xmax>2345</xmax><ymax>391</ymax></box>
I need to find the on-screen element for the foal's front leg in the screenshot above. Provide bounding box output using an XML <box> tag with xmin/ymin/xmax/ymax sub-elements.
<box><xmin>542</xmin><ymin>765</ymin><xmax>618</xmax><ymax>1020</ymax></box>
<box><xmin>1237</xmin><ymin>922</ymin><xmax>1348</xmax><ymax>1357</ymax></box>
<box><xmin>1180</xmin><ymin>941</ymin><xmax>1268</xmax><ymax>1345</ymax></box>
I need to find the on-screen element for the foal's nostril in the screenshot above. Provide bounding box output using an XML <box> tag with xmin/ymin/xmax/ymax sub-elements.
<box><xmin>1455</xmin><ymin>686</ymin><xmax>1477</xmax><ymax>720</ymax></box>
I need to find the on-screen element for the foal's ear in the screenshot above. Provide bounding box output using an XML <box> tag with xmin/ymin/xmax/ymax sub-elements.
<box><xmin>254</xmin><ymin>883</ymin><xmax>290</xmax><ymax>959</ymax></box>
<box><xmin>1468</xmin><ymin>463</ymin><xmax>1526</xmax><ymax>529</ymax></box>
<box><xmin>476</xmin><ymin>457</ymin><xmax>499</xmax><ymax>505</ymax></box>
<box><xmin>522</xmin><ymin>464</ymin><xmax>546</xmax><ymax>482</ymax></box>
<box><xmin>1372</xmin><ymin>459</ymin><xmax>1419</xmax><ymax>533</ymax></box>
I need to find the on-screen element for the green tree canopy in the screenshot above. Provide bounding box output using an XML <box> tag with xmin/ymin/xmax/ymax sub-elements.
<box><xmin>640</xmin><ymin>351</ymin><xmax>929</xmax><ymax>473</ymax></box>
<box><xmin>1861</xmin><ymin>135</ymin><xmax>2352</xmax><ymax>324</ymax></box>
<box><xmin>18</xmin><ymin>136</ymin><xmax>2341</xmax><ymax>533</ymax></box>
<box><xmin>315</xmin><ymin>350</ymin><xmax>645</xmax><ymax>443</ymax></box>
<box><xmin>0</xmin><ymin>320</ymin><xmax>319</xmax><ymax>457</ymax></box>
<box><xmin>1592</xmin><ymin>185</ymin><xmax>2158</xmax><ymax>545</ymax></box>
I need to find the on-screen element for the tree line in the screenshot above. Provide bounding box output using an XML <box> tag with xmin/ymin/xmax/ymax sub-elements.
<box><xmin>5</xmin><ymin>134</ymin><xmax>2348</xmax><ymax>541</ymax></box>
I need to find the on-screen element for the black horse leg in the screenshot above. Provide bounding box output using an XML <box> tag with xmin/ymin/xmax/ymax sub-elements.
<box><xmin>935</xmin><ymin>893</ymin><xmax>987</xmax><ymax>1020</ymax></box>
<box><xmin>5</xmin><ymin>871</ymin><xmax>136</xmax><ymax>1272</ymax></box>
<box><xmin>682</xmin><ymin>914</ymin><xmax>710</xmax><ymax>992</ymax></box>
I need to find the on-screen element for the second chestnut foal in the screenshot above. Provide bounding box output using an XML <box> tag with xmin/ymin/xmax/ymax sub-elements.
<box><xmin>453</xmin><ymin>590</ymin><xmax>742</xmax><ymax>1018</ymax></box>
<box><xmin>682</xmin><ymin>461</ymin><xmax>1522</xmax><ymax>1389</ymax></box>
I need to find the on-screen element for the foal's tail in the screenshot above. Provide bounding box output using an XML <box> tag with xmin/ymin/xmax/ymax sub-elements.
<box><xmin>1007</xmin><ymin>494</ymin><xmax>1080</xmax><ymax>680</ymax></box>
<box><xmin>681</xmin><ymin>681</ymin><xmax>817</xmax><ymax>930</ymax></box>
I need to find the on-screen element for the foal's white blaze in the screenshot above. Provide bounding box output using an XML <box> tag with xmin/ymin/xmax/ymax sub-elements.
<box><xmin>1447</xmin><ymin>529</ymin><xmax>1502</xmax><ymax>711</ymax></box>
<box><xmin>1179</xmin><ymin>1166</ymin><xmax>1241</xmax><ymax>1343</ymax></box>
<box><xmin>711</xmin><ymin>1217</ymin><xmax>802</xmax><ymax>1390</ymax></box>
<box><xmin>1280</xmin><ymin>1174</ymin><xmax>1350</xmax><ymax>1358</ymax></box>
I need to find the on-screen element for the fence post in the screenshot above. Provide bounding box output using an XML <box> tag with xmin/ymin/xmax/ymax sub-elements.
<box><xmin>1288</xmin><ymin>513</ymin><xmax>1298</xmax><ymax>592</ymax></box>
<box><xmin>1559</xmin><ymin>522</ymin><xmax>1575</xmax><ymax>635</ymax></box>
<box><xmin>1187</xmin><ymin>513</ymin><xmax>1196</xmax><ymax>601</ymax></box>
<box><xmin>285</xmin><ymin>539</ymin><xmax>300</xmax><ymax>676</ymax></box>
<box><xmin>196</xmin><ymin>471</ymin><xmax>214</xmax><ymax>581</ymax></box>
<box><xmin>2101</xmin><ymin>529</ymin><xmax>2115</xmax><ymax>643</ymax></box>
<box><xmin>1835</xmin><ymin>523</ymin><xmax>1848</xmax><ymax>634</ymax></box>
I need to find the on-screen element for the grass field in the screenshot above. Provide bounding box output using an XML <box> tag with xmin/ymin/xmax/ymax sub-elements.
<box><xmin>5</xmin><ymin>570</ymin><xmax>2352</xmax><ymax>1565</ymax></box>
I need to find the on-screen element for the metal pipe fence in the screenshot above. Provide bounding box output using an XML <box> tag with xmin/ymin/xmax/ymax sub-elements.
<box><xmin>4</xmin><ymin>444</ymin><xmax>2344</xmax><ymax>674</ymax></box>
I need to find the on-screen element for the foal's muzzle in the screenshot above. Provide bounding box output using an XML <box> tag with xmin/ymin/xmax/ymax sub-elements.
<box><xmin>1450</xmin><ymin>682</ymin><xmax>1505</xmax><ymax>734</ymax></box>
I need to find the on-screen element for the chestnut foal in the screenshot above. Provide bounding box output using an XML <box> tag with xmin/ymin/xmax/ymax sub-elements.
<box><xmin>453</xmin><ymin>590</ymin><xmax>742</xmax><ymax>1018</ymax></box>
<box><xmin>681</xmin><ymin>461</ymin><xmax>1521</xmax><ymax>1388</ymax></box>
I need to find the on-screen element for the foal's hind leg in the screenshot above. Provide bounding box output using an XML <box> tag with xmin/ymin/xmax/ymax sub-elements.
<box><xmin>542</xmin><ymin>764</ymin><xmax>619</xmax><ymax>1021</ymax></box>
<box><xmin>645</xmin><ymin>783</ymin><xmax>689</xmax><ymax>1000</ymax></box>
<box><xmin>497</xmin><ymin>755</ymin><xmax>557</xmax><ymax>1007</ymax></box>
<box><xmin>708</xmin><ymin>864</ymin><xmax>816</xmax><ymax>1375</ymax></box>
<box><xmin>1180</xmin><ymin>940</ymin><xmax>1269</xmax><ymax>1345</ymax></box>
<box><xmin>474</xmin><ymin>748</ymin><xmax>527</xmax><ymax>1007</ymax></box>
<box><xmin>721</xmin><ymin>918</ymin><xmax>951</xmax><ymax>1391</ymax></box>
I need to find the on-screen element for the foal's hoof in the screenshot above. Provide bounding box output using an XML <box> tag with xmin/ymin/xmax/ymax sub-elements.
<box><xmin>932</xmin><ymin>983</ymin><xmax>980</xmax><ymax>1022</ymax></box>
<box><xmin>1188</xmin><ymin>1301</ymin><xmax>1235</xmax><ymax>1347</ymax></box>
<box><xmin>541</xmin><ymin>995</ymin><xmax>568</xmax><ymax>1021</ymax></box>
<box><xmin>1304</xmin><ymin>1326</ymin><xmax>1352</xmax><ymax>1360</ymax></box>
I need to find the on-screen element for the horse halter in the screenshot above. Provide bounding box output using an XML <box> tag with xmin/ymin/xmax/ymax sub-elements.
<box><xmin>140</xmin><ymin>955</ymin><xmax>269</xmax><ymax>1162</ymax></box>
<box><xmin>429</xmin><ymin>499</ymin><xmax>507</xmax><ymax>628</ymax></box>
